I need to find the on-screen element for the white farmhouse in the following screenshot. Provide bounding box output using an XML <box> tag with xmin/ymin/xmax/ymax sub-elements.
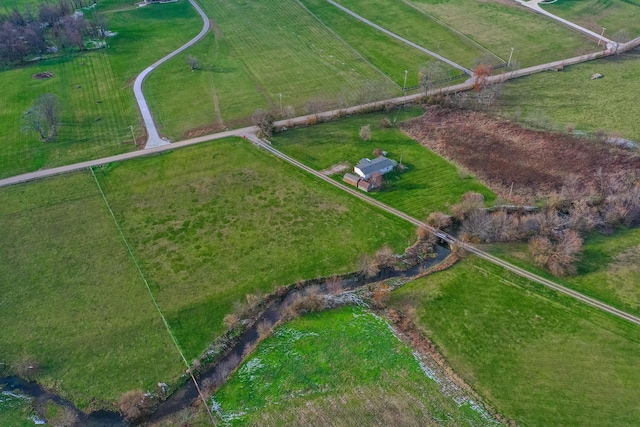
<box><xmin>353</xmin><ymin>156</ymin><xmax>397</xmax><ymax>179</ymax></box>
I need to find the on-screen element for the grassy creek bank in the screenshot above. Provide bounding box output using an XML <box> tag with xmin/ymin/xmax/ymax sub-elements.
<box><xmin>2</xmin><ymin>243</ymin><xmax>456</xmax><ymax>425</ymax></box>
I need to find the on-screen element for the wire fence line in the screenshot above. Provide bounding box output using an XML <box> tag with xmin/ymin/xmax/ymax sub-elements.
<box><xmin>89</xmin><ymin>167</ymin><xmax>216</xmax><ymax>424</ymax></box>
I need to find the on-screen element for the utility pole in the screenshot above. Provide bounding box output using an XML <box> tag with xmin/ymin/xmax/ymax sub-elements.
<box><xmin>598</xmin><ymin>27</ymin><xmax>606</xmax><ymax>46</ymax></box>
<box><xmin>403</xmin><ymin>70</ymin><xmax>408</xmax><ymax>94</ymax></box>
<box><xmin>507</xmin><ymin>47</ymin><xmax>514</xmax><ymax>67</ymax></box>
<box><xmin>279</xmin><ymin>93</ymin><xmax>283</xmax><ymax>117</ymax></box>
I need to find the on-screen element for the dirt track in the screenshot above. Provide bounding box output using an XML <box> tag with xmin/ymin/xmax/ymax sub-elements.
<box><xmin>401</xmin><ymin>107</ymin><xmax>640</xmax><ymax>202</ymax></box>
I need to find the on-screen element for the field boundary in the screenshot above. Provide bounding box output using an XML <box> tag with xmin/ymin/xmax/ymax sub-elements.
<box><xmin>89</xmin><ymin>167</ymin><xmax>215</xmax><ymax>423</ymax></box>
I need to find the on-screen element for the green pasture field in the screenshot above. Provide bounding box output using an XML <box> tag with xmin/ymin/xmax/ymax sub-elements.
<box><xmin>489</xmin><ymin>227</ymin><xmax>640</xmax><ymax>318</ymax></box>
<box><xmin>328</xmin><ymin>0</ymin><xmax>486</xmax><ymax>69</ymax></box>
<box><xmin>0</xmin><ymin>0</ymin><xmax>201</xmax><ymax>179</ymax></box>
<box><xmin>271</xmin><ymin>108</ymin><xmax>495</xmax><ymax>219</ymax></box>
<box><xmin>298</xmin><ymin>0</ymin><xmax>459</xmax><ymax>85</ymax></box>
<box><xmin>94</xmin><ymin>137</ymin><xmax>415</xmax><ymax>359</ymax></box>
<box><xmin>498</xmin><ymin>51</ymin><xmax>640</xmax><ymax>142</ymax></box>
<box><xmin>541</xmin><ymin>0</ymin><xmax>640</xmax><ymax>37</ymax></box>
<box><xmin>407</xmin><ymin>0</ymin><xmax>596</xmax><ymax>67</ymax></box>
<box><xmin>0</xmin><ymin>172</ymin><xmax>183</xmax><ymax>408</ymax></box>
<box><xmin>390</xmin><ymin>256</ymin><xmax>640</xmax><ymax>426</ymax></box>
<box><xmin>212</xmin><ymin>306</ymin><xmax>495</xmax><ymax>426</ymax></box>
<box><xmin>145</xmin><ymin>0</ymin><xmax>400</xmax><ymax>140</ymax></box>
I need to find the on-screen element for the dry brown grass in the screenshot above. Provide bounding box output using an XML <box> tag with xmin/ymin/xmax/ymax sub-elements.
<box><xmin>402</xmin><ymin>107</ymin><xmax>640</xmax><ymax>203</ymax></box>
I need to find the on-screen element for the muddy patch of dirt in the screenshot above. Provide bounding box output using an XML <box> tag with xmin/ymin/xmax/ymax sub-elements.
<box><xmin>320</xmin><ymin>161</ymin><xmax>351</xmax><ymax>176</ymax></box>
<box><xmin>401</xmin><ymin>107</ymin><xmax>640</xmax><ymax>203</ymax></box>
<box><xmin>183</xmin><ymin>123</ymin><xmax>226</xmax><ymax>139</ymax></box>
<box><xmin>32</xmin><ymin>72</ymin><xmax>53</xmax><ymax>79</ymax></box>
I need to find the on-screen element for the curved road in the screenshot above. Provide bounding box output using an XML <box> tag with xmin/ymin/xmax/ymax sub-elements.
<box><xmin>246</xmin><ymin>134</ymin><xmax>640</xmax><ymax>327</ymax></box>
<box><xmin>514</xmin><ymin>0</ymin><xmax>616</xmax><ymax>48</ymax></box>
<box><xmin>134</xmin><ymin>0</ymin><xmax>210</xmax><ymax>149</ymax></box>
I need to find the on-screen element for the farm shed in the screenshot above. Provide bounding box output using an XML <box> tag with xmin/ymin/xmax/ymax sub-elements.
<box><xmin>354</xmin><ymin>156</ymin><xmax>397</xmax><ymax>179</ymax></box>
<box><xmin>343</xmin><ymin>173</ymin><xmax>361</xmax><ymax>187</ymax></box>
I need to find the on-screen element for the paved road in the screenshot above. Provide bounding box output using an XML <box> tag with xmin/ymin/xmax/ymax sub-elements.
<box><xmin>246</xmin><ymin>134</ymin><xmax>640</xmax><ymax>326</ymax></box>
<box><xmin>515</xmin><ymin>0</ymin><xmax>616</xmax><ymax>48</ymax></box>
<box><xmin>133</xmin><ymin>0</ymin><xmax>211</xmax><ymax>149</ymax></box>
<box><xmin>325</xmin><ymin>0</ymin><xmax>473</xmax><ymax>75</ymax></box>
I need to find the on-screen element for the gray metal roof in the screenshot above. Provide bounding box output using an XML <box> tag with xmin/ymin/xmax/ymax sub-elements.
<box><xmin>355</xmin><ymin>156</ymin><xmax>396</xmax><ymax>176</ymax></box>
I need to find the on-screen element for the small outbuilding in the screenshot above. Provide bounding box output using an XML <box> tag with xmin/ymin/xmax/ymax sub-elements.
<box><xmin>357</xmin><ymin>180</ymin><xmax>373</xmax><ymax>192</ymax></box>
<box><xmin>343</xmin><ymin>173</ymin><xmax>361</xmax><ymax>187</ymax></box>
<box><xmin>354</xmin><ymin>156</ymin><xmax>397</xmax><ymax>179</ymax></box>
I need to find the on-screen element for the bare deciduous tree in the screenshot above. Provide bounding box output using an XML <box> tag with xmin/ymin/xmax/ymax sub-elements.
<box><xmin>359</xmin><ymin>124</ymin><xmax>371</xmax><ymax>141</ymax></box>
<box><xmin>24</xmin><ymin>93</ymin><xmax>61</xmax><ymax>142</ymax></box>
<box><xmin>418</xmin><ymin>62</ymin><xmax>447</xmax><ymax>94</ymax></box>
<box><xmin>529</xmin><ymin>229</ymin><xmax>583</xmax><ymax>276</ymax></box>
<box><xmin>251</xmin><ymin>109</ymin><xmax>275</xmax><ymax>138</ymax></box>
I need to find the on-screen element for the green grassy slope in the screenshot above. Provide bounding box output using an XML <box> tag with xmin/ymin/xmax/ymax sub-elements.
<box><xmin>0</xmin><ymin>172</ymin><xmax>183</xmax><ymax>408</ymax></box>
<box><xmin>213</xmin><ymin>306</ymin><xmax>495</xmax><ymax>426</ymax></box>
<box><xmin>498</xmin><ymin>51</ymin><xmax>640</xmax><ymax>142</ymax></box>
<box><xmin>390</xmin><ymin>256</ymin><xmax>640</xmax><ymax>426</ymax></box>
<box><xmin>409</xmin><ymin>0</ymin><xmax>596</xmax><ymax>67</ymax></box>
<box><xmin>271</xmin><ymin>108</ymin><xmax>495</xmax><ymax>219</ymax></box>
<box><xmin>542</xmin><ymin>0</ymin><xmax>640</xmax><ymax>37</ymax></box>
<box><xmin>95</xmin><ymin>137</ymin><xmax>415</xmax><ymax>358</ymax></box>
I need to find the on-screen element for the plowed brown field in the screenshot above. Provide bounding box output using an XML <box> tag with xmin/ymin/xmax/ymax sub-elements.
<box><xmin>401</xmin><ymin>107</ymin><xmax>640</xmax><ymax>203</ymax></box>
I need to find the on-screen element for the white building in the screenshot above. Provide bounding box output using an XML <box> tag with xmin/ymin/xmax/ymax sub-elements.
<box><xmin>353</xmin><ymin>156</ymin><xmax>397</xmax><ymax>179</ymax></box>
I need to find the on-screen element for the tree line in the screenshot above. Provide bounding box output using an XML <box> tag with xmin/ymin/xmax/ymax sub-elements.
<box><xmin>0</xmin><ymin>0</ymin><xmax>108</xmax><ymax>65</ymax></box>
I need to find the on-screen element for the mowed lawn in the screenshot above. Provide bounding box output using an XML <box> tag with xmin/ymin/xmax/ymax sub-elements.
<box><xmin>94</xmin><ymin>137</ymin><xmax>415</xmax><ymax>358</ymax></box>
<box><xmin>541</xmin><ymin>0</ymin><xmax>640</xmax><ymax>37</ymax></box>
<box><xmin>212</xmin><ymin>306</ymin><xmax>495</xmax><ymax>426</ymax></box>
<box><xmin>271</xmin><ymin>108</ymin><xmax>495</xmax><ymax>219</ymax></box>
<box><xmin>390</xmin><ymin>256</ymin><xmax>640</xmax><ymax>426</ymax></box>
<box><xmin>0</xmin><ymin>172</ymin><xmax>183</xmax><ymax>408</ymax></box>
<box><xmin>329</xmin><ymin>0</ymin><xmax>486</xmax><ymax>69</ymax></box>
<box><xmin>498</xmin><ymin>51</ymin><xmax>640</xmax><ymax>142</ymax></box>
<box><xmin>489</xmin><ymin>227</ymin><xmax>640</xmax><ymax>318</ymax></box>
<box><xmin>0</xmin><ymin>0</ymin><xmax>201</xmax><ymax>178</ymax></box>
<box><xmin>146</xmin><ymin>0</ymin><xmax>399</xmax><ymax>139</ymax></box>
<box><xmin>408</xmin><ymin>0</ymin><xmax>596</xmax><ymax>67</ymax></box>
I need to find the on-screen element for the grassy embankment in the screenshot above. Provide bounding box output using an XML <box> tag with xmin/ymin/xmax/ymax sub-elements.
<box><xmin>541</xmin><ymin>0</ymin><xmax>640</xmax><ymax>37</ymax></box>
<box><xmin>0</xmin><ymin>0</ymin><xmax>200</xmax><ymax>179</ymax></box>
<box><xmin>0</xmin><ymin>172</ymin><xmax>183</xmax><ymax>408</ymax></box>
<box><xmin>407</xmin><ymin>0</ymin><xmax>596</xmax><ymax>66</ymax></box>
<box><xmin>144</xmin><ymin>0</ymin><xmax>401</xmax><ymax>140</ymax></box>
<box><xmin>498</xmin><ymin>51</ymin><xmax>640</xmax><ymax>142</ymax></box>
<box><xmin>271</xmin><ymin>107</ymin><xmax>495</xmax><ymax>219</ymax></box>
<box><xmin>390</xmin><ymin>256</ymin><xmax>640</xmax><ymax>426</ymax></box>
<box><xmin>94</xmin><ymin>137</ymin><xmax>415</xmax><ymax>359</ymax></box>
<box><xmin>488</xmin><ymin>227</ymin><xmax>640</xmax><ymax>318</ymax></box>
<box><xmin>211</xmin><ymin>306</ymin><xmax>496</xmax><ymax>426</ymax></box>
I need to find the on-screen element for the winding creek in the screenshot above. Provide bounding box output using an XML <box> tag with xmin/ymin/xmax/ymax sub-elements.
<box><xmin>1</xmin><ymin>245</ymin><xmax>450</xmax><ymax>426</ymax></box>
